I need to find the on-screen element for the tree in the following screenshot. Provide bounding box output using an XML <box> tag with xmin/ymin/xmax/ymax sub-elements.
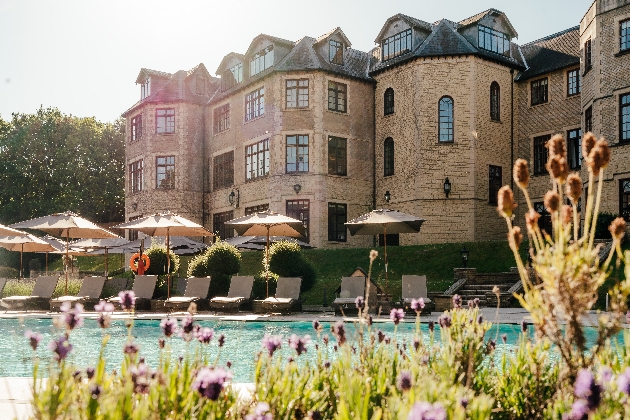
<box><xmin>0</xmin><ymin>107</ymin><xmax>125</xmax><ymax>224</ymax></box>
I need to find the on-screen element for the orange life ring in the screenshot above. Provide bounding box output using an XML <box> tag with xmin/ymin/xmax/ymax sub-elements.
<box><xmin>130</xmin><ymin>253</ymin><xmax>150</xmax><ymax>272</ymax></box>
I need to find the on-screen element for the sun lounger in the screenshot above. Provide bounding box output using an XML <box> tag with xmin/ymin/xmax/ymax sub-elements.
<box><xmin>108</xmin><ymin>275</ymin><xmax>157</xmax><ymax>311</ymax></box>
<box><xmin>209</xmin><ymin>276</ymin><xmax>254</xmax><ymax>312</ymax></box>
<box><xmin>332</xmin><ymin>276</ymin><xmax>378</xmax><ymax>315</ymax></box>
<box><xmin>0</xmin><ymin>276</ymin><xmax>59</xmax><ymax>311</ymax></box>
<box><xmin>261</xmin><ymin>277</ymin><xmax>302</xmax><ymax>313</ymax></box>
<box><xmin>50</xmin><ymin>276</ymin><xmax>106</xmax><ymax>311</ymax></box>
<box><xmin>164</xmin><ymin>277</ymin><xmax>211</xmax><ymax>312</ymax></box>
<box><xmin>402</xmin><ymin>275</ymin><xmax>433</xmax><ymax>313</ymax></box>
<box><xmin>176</xmin><ymin>278</ymin><xmax>188</xmax><ymax>295</ymax></box>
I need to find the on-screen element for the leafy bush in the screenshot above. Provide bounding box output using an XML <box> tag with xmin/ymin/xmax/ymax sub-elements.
<box><xmin>143</xmin><ymin>245</ymin><xmax>179</xmax><ymax>276</ymax></box>
<box><xmin>2</xmin><ymin>279</ymin><xmax>33</xmax><ymax>297</ymax></box>
<box><xmin>51</xmin><ymin>278</ymin><xmax>82</xmax><ymax>298</ymax></box>
<box><xmin>0</xmin><ymin>266</ymin><xmax>18</xmax><ymax>278</ymax></box>
<box><xmin>594</xmin><ymin>212</ymin><xmax>619</xmax><ymax>240</ymax></box>
<box><xmin>268</xmin><ymin>241</ymin><xmax>317</xmax><ymax>292</ymax></box>
<box><xmin>187</xmin><ymin>241</ymin><xmax>241</xmax><ymax>297</ymax></box>
<box><xmin>252</xmin><ymin>270</ymin><xmax>279</xmax><ymax>299</ymax></box>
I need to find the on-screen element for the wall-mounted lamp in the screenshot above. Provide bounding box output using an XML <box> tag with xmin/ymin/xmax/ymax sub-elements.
<box><xmin>293</xmin><ymin>184</ymin><xmax>302</xmax><ymax>194</ymax></box>
<box><xmin>132</xmin><ymin>202</ymin><xmax>138</xmax><ymax>211</ymax></box>
<box><xmin>228</xmin><ymin>189</ymin><xmax>239</xmax><ymax>208</ymax></box>
<box><xmin>443</xmin><ymin>178</ymin><xmax>452</xmax><ymax>198</ymax></box>
<box><xmin>384</xmin><ymin>190</ymin><xmax>391</xmax><ymax>203</ymax></box>
<box><xmin>460</xmin><ymin>246</ymin><xmax>469</xmax><ymax>268</ymax></box>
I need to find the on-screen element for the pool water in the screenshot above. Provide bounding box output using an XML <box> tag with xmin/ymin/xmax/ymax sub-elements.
<box><xmin>0</xmin><ymin>318</ymin><xmax>609</xmax><ymax>382</ymax></box>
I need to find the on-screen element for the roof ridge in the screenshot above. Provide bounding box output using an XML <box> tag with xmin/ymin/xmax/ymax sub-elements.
<box><xmin>523</xmin><ymin>25</ymin><xmax>580</xmax><ymax>46</ymax></box>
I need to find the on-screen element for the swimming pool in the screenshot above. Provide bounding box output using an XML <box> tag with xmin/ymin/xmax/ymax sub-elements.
<box><xmin>0</xmin><ymin>317</ymin><xmax>606</xmax><ymax>382</ymax></box>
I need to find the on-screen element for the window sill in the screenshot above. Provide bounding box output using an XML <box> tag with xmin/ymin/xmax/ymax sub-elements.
<box><xmin>245</xmin><ymin>175</ymin><xmax>270</xmax><ymax>183</ymax></box>
<box><xmin>384</xmin><ymin>174</ymin><xmax>394</xmax><ymax>178</ymax></box>
<box><xmin>490</xmin><ymin>119</ymin><xmax>502</xmax><ymax>124</ymax></box>
<box><xmin>156</xmin><ymin>187</ymin><xmax>175</xmax><ymax>191</ymax></box>
<box><xmin>284</xmin><ymin>107</ymin><xmax>311</xmax><ymax>112</ymax></box>
<box><xmin>566</xmin><ymin>94</ymin><xmax>580</xmax><ymax>99</ymax></box>
<box><xmin>156</xmin><ymin>132</ymin><xmax>175</xmax><ymax>135</ymax></box>
<box><xmin>286</xmin><ymin>171</ymin><xmax>309</xmax><ymax>175</ymax></box>
<box><xmin>213</xmin><ymin>128</ymin><xmax>231</xmax><ymax>135</ymax></box>
<box><xmin>328</xmin><ymin>240</ymin><xmax>347</xmax><ymax>243</ymax></box>
<box><xmin>383</xmin><ymin>113</ymin><xmax>395</xmax><ymax>118</ymax></box>
<box><xmin>436</xmin><ymin>141</ymin><xmax>454</xmax><ymax>144</ymax></box>
<box><xmin>529</xmin><ymin>102</ymin><xmax>549</xmax><ymax>108</ymax></box>
<box><xmin>213</xmin><ymin>185</ymin><xmax>234</xmax><ymax>192</ymax></box>
<box><xmin>326</xmin><ymin>109</ymin><xmax>348</xmax><ymax>116</ymax></box>
<box><xmin>614</xmin><ymin>49</ymin><xmax>630</xmax><ymax>58</ymax></box>
<box><xmin>244</xmin><ymin>115</ymin><xmax>265</xmax><ymax>124</ymax></box>
<box><xmin>327</xmin><ymin>173</ymin><xmax>348</xmax><ymax>178</ymax></box>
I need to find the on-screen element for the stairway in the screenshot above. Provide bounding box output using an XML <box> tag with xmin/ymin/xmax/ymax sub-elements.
<box><xmin>455</xmin><ymin>279</ymin><xmax>517</xmax><ymax>308</ymax></box>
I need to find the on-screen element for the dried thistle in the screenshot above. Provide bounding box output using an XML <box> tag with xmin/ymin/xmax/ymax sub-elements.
<box><xmin>565</xmin><ymin>173</ymin><xmax>582</xmax><ymax>203</ymax></box>
<box><xmin>588</xmin><ymin>139</ymin><xmax>611</xmax><ymax>174</ymax></box>
<box><xmin>525</xmin><ymin>209</ymin><xmax>541</xmax><ymax>234</ymax></box>
<box><xmin>562</xmin><ymin>204</ymin><xmax>573</xmax><ymax>226</ymax></box>
<box><xmin>509</xmin><ymin>226</ymin><xmax>523</xmax><ymax>248</ymax></box>
<box><xmin>513</xmin><ymin>159</ymin><xmax>530</xmax><ymax>189</ymax></box>
<box><xmin>546</xmin><ymin>156</ymin><xmax>569</xmax><ymax>183</ymax></box>
<box><xmin>609</xmin><ymin>217</ymin><xmax>626</xmax><ymax>241</ymax></box>
<box><xmin>369</xmin><ymin>250</ymin><xmax>378</xmax><ymax>262</ymax></box>
<box><xmin>582</xmin><ymin>132</ymin><xmax>597</xmax><ymax>160</ymax></box>
<box><xmin>497</xmin><ymin>185</ymin><xmax>517</xmax><ymax>218</ymax></box>
<box><xmin>547</xmin><ymin>134</ymin><xmax>566</xmax><ymax>158</ymax></box>
<box><xmin>544</xmin><ymin>191</ymin><xmax>560</xmax><ymax>213</ymax></box>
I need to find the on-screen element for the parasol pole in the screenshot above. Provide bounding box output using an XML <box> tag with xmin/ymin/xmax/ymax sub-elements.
<box><xmin>20</xmin><ymin>243</ymin><xmax>23</xmax><ymax>279</ymax></box>
<box><xmin>384</xmin><ymin>225</ymin><xmax>388</xmax><ymax>297</ymax></box>
<box><xmin>167</xmin><ymin>228</ymin><xmax>171</xmax><ymax>300</ymax></box>
<box><xmin>265</xmin><ymin>225</ymin><xmax>270</xmax><ymax>298</ymax></box>
<box><xmin>65</xmin><ymin>231</ymin><xmax>69</xmax><ymax>295</ymax></box>
<box><xmin>46</xmin><ymin>252</ymin><xmax>49</xmax><ymax>275</ymax></box>
<box><xmin>104</xmin><ymin>248</ymin><xmax>109</xmax><ymax>277</ymax></box>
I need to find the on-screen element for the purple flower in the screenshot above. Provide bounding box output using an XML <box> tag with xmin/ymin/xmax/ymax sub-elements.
<box><xmin>427</xmin><ymin>321</ymin><xmax>435</xmax><ymax>332</ymax></box>
<box><xmin>521</xmin><ymin>319</ymin><xmax>528</xmax><ymax>333</ymax></box>
<box><xmin>467</xmin><ymin>300</ymin><xmax>474</xmax><ymax>309</ymax></box>
<box><xmin>245</xmin><ymin>402</ymin><xmax>273</xmax><ymax>420</ymax></box>
<box><xmin>130</xmin><ymin>362</ymin><xmax>151</xmax><ymax>394</ymax></box>
<box><xmin>460</xmin><ymin>397</ymin><xmax>469</xmax><ymax>408</ymax></box>
<box><xmin>355</xmin><ymin>296</ymin><xmax>364</xmax><ymax>310</ymax></box>
<box><xmin>574</xmin><ymin>369</ymin><xmax>601</xmax><ymax>410</ymax></box>
<box><xmin>390</xmin><ymin>308</ymin><xmax>404</xmax><ymax>325</ymax></box>
<box><xmin>197</xmin><ymin>327</ymin><xmax>214</xmax><ymax>344</ymax></box>
<box><xmin>332</xmin><ymin>321</ymin><xmax>346</xmax><ymax>345</ymax></box>
<box><xmin>452</xmin><ymin>294</ymin><xmax>462</xmax><ymax>309</ymax></box>
<box><xmin>118</xmin><ymin>291</ymin><xmax>135</xmax><ymax>311</ymax></box>
<box><xmin>565</xmin><ymin>399</ymin><xmax>589</xmax><ymax>420</ymax></box>
<box><xmin>123</xmin><ymin>341</ymin><xmax>139</xmax><ymax>357</ymax></box>
<box><xmin>438</xmin><ymin>314</ymin><xmax>451</xmax><ymax>328</ymax></box>
<box><xmin>324</xmin><ymin>360</ymin><xmax>331</xmax><ymax>368</ymax></box>
<box><xmin>487</xmin><ymin>339</ymin><xmax>496</xmax><ymax>351</ymax></box>
<box><xmin>477</xmin><ymin>314</ymin><xmax>484</xmax><ymax>324</ymax></box>
<box><xmin>160</xmin><ymin>317</ymin><xmax>178</xmax><ymax>338</ymax></box>
<box><xmin>60</xmin><ymin>302</ymin><xmax>84</xmax><ymax>330</ymax></box>
<box><xmin>25</xmin><ymin>330</ymin><xmax>42</xmax><ymax>351</ymax></box>
<box><xmin>397</xmin><ymin>371</ymin><xmax>412</xmax><ymax>391</ymax></box>
<box><xmin>309</xmin><ymin>411</ymin><xmax>322</xmax><ymax>420</ymax></box>
<box><xmin>367</xmin><ymin>315</ymin><xmax>373</xmax><ymax>326</ymax></box>
<box><xmin>473</xmin><ymin>297</ymin><xmax>480</xmax><ymax>307</ymax></box>
<box><xmin>322</xmin><ymin>335</ymin><xmax>329</xmax><ymax>346</ymax></box>
<box><xmin>411</xmin><ymin>298</ymin><xmax>425</xmax><ymax>312</ymax></box>
<box><xmin>218</xmin><ymin>334</ymin><xmax>226</xmax><ymax>347</ymax></box>
<box><xmin>158</xmin><ymin>338</ymin><xmax>165</xmax><ymax>349</ymax></box>
<box><xmin>262</xmin><ymin>334</ymin><xmax>282</xmax><ymax>356</ymax></box>
<box><xmin>94</xmin><ymin>300</ymin><xmax>114</xmax><ymax>313</ymax></box>
<box><xmin>89</xmin><ymin>384</ymin><xmax>102</xmax><ymax>400</ymax></box>
<box><xmin>86</xmin><ymin>367</ymin><xmax>95</xmax><ymax>379</ymax></box>
<box><xmin>407</xmin><ymin>401</ymin><xmax>447</xmax><ymax>420</ymax></box>
<box><xmin>377</xmin><ymin>330</ymin><xmax>386</xmax><ymax>343</ymax></box>
<box><xmin>312</xmin><ymin>320</ymin><xmax>322</xmax><ymax>332</ymax></box>
<box><xmin>49</xmin><ymin>335</ymin><xmax>73</xmax><ymax>362</ymax></box>
<box><xmin>97</xmin><ymin>312</ymin><xmax>111</xmax><ymax>329</ymax></box>
<box><xmin>226</xmin><ymin>360</ymin><xmax>232</xmax><ymax>369</ymax></box>
<box><xmin>192</xmin><ymin>367</ymin><xmax>231</xmax><ymax>400</ymax></box>
<box><xmin>289</xmin><ymin>334</ymin><xmax>311</xmax><ymax>356</ymax></box>
<box><xmin>179</xmin><ymin>315</ymin><xmax>196</xmax><ymax>341</ymax></box>
<box><xmin>501</xmin><ymin>334</ymin><xmax>507</xmax><ymax>344</ymax></box>
<box><xmin>413</xmin><ymin>338</ymin><xmax>420</xmax><ymax>351</ymax></box>
<box><xmin>600</xmin><ymin>367</ymin><xmax>612</xmax><ymax>384</ymax></box>
<box><xmin>618</xmin><ymin>367</ymin><xmax>630</xmax><ymax>394</ymax></box>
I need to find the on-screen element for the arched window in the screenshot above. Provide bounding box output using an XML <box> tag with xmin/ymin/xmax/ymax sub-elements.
<box><xmin>438</xmin><ymin>96</ymin><xmax>454</xmax><ymax>142</ymax></box>
<box><xmin>384</xmin><ymin>88</ymin><xmax>394</xmax><ymax>116</ymax></box>
<box><xmin>384</xmin><ymin>138</ymin><xmax>394</xmax><ymax>176</ymax></box>
<box><xmin>490</xmin><ymin>82</ymin><xmax>500</xmax><ymax>121</ymax></box>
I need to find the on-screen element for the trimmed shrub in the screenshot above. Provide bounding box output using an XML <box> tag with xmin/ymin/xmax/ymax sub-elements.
<box><xmin>0</xmin><ymin>266</ymin><xmax>18</xmax><ymax>278</ymax></box>
<box><xmin>252</xmin><ymin>270</ymin><xmax>279</xmax><ymax>299</ymax></box>
<box><xmin>594</xmin><ymin>212</ymin><xmax>619</xmax><ymax>240</ymax></box>
<box><xmin>144</xmin><ymin>245</ymin><xmax>180</xmax><ymax>276</ymax></box>
<box><xmin>187</xmin><ymin>241</ymin><xmax>241</xmax><ymax>297</ymax></box>
<box><xmin>267</xmin><ymin>241</ymin><xmax>316</xmax><ymax>292</ymax></box>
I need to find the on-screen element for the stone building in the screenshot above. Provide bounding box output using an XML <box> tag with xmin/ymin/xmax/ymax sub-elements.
<box><xmin>122</xmin><ymin>1</ymin><xmax>630</xmax><ymax>248</ymax></box>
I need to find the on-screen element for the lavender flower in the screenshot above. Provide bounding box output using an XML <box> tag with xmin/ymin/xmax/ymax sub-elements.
<box><xmin>123</xmin><ymin>341</ymin><xmax>139</xmax><ymax>357</ymax></box>
<box><xmin>521</xmin><ymin>319</ymin><xmax>528</xmax><ymax>333</ymax></box>
<box><xmin>160</xmin><ymin>317</ymin><xmax>178</xmax><ymax>338</ymax></box>
<box><xmin>262</xmin><ymin>334</ymin><xmax>282</xmax><ymax>356</ymax></box>
<box><xmin>218</xmin><ymin>334</ymin><xmax>226</xmax><ymax>347</ymax></box>
<box><xmin>89</xmin><ymin>384</ymin><xmax>102</xmax><ymax>400</ymax></box>
<box><xmin>312</xmin><ymin>320</ymin><xmax>322</xmax><ymax>332</ymax></box>
<box><xmin>118</xmin><ymin>291</ymin><xmax>135</xmax><ymax>311</ymax></box>
<box><xmin>452</xmin><ymin>294</ymin><xmax>462</xmax><ymax>309</ymax></box>
<box><xmin>332</xmin><ymin>321</ymin><xmax>346</xmax><ymax>345</ymax></box>
<box><xmin>245</xmin><ymin>402</ymin><xmax>273</xmax><ymax>420</ymax></box>
<box><xmin>322</xmin><ymin>335</ymin><xmax>329</xmax><ymax>346</ymax></box>
<box><xmin>158</xmin><ymin>338</ymin><xmax>165</xmax><ymax>349</ymax></box>
<box><xmin>197</xmin><ymin>327</ymin><xmax>214</xmax><ymax>345</ymax></box>
<box><xmin>323</xmin><ymin>360</ymin><xmax>331</xmax><ymax>368</ymax></box>
<box><xmin>473</xmin><ymin>297</ymin><xmax>480</xmax><ymax>307</ymax></box>
<box><xmin>129</xmin><ymin>362</ymin><xmax>151</xmax><ymax>394</ymax></box>
<box><xmin>574</xmin><ymin>369</ymin><xmax>602</xmax><ymax>410</ymax></box>
<box><xmin>600</xmin><ymin>367</ymin><xmax>612</xmax><ymax>384</ymax></box>
<box><xmin>487</xmin><ymin>339</ymin><xmax>496</xmax><ymax>351</ymax></box>
<box><xmin>289</xmin><ymin>334</ymin><xmax>311</xmax><ymax>356</ymax></box>
<box><xmin>355</xmin><ymin>296</ymin><xmax>364</xmax><ymax>310</ymax></box>
<box><xmin>467</xmin><ymin>300</ymin><xmax>474</xmax><ymax>309</ymax></box>
<box><xmin>390</xmin><ymin>308</ymin><xmax>404</xmax><ymax>325</ymax></box>
<box><xmin>60</xmin><ymin>302</ymin><xmax>84</xmax><ymax>330</ymax></box>
<box><xmin>438</xmin><ymin>314</ymin><xmax>451</xmax><ymax>328</ymax></box>
<box><xmin>411</xmin><ymin>298</ymin><xmax>425</xmax><ymax>312</ymax></box>
<box><xmin>97</xmin><ymin>313</ymin><xmax>111</xmax><ymax>329</ymax></box>
<box><xmin>618</xmin><ymin>367</ymin><xmax>630</xmax><ymax>394</ymax></box>
<box><xmin>428</xmin><ymin>321</ymin><xmax>435</xmax><ymax>332</ymax></box>
<box><xmin>460</xmin><ymin>397</ymin><xmax>469</xmax><ymax>408</ymax></box>
<box><xmin>25</xmin><ymin>330</ymin><xmax>42</xmax><ymax>351</ymax></box>
<box><xmin>407</xmin><ymin>401</ymin><xmax>447</xmax><ymax>420</ymax></box>
<box><xmin>367</xmin><ymin>315</ymin><xmax>373</xmax><ymax>326</ymax></box>
<box><xmin>192</xmin><ymin>367</ymin><xmax>232</xmax><ymax>401</ymax></box>
<box><xmin>413</xmin><ymin>338</ymin><xmax>420</xmax><ymax>351</ymax></box>
<box><xmin>397</xmin><ymin>371</ymin><xmax>412</xmax><ymax>391</ymax></box>
<box><xmin>501</xmin><ymin>334</ymin><xmax>507</xmax><ymax>344</ymax></box>
<box><xmin>179</xmin><ymin>315</ymin><xmax>195</xmax><ymax>341</ymax></box>
<box><xmin>565</xmin><ymin>399</ymin><xmax>589</xmax><ymax>420</ymax></box>
<box><xmin>49</xmin><ymin>335</ymin><xmax>73</xmax><ymax>362</ymax></box>
<box><xmin>226</xmin><ymin>360</ymin><xmax>232</xmax><ymax>369</ymax></box>
<box><xmin>94</xmin><ymin>300</ymin><xmax>114</xmax><ymax>313</ymax></box>
<box><xmin>86</xmin><ymin>367</ymin><xmax>95</xmax><ymax>380</ymax></box>
<box><xmin>309</xmin><ymin>411</ymin><xmax>322</xmax><ymax>420</ymax></box>
<box><xmin>477</xmin><ymin>314</ymin><xmax>484</xmax><ymax>324</ymax></box>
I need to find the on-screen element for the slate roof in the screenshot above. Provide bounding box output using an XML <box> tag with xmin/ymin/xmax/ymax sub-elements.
<box><xmin>209</xmin><ymin>35</ymin><xmax>373</xmax><ymax>104</ymax></box>
<box><xmin>315</xmin><ymin>27</ymin><xmax>352</xmax><ymax>47</ymax></box>
<box><xmin>516</xmin><ymin>26</ymin><xmax>580</xmax><ymax>81</ymax></box>
<box><xmin>374</xmin><ymin>13</ymin><xmax>432</xmax><ymax>42</ymax></box>
<box><xmin>370</xmin><ymin>18</ymin><xmax>524</xmax><ymax>75</ymax></box>
<box><xmin>457</xmin><ymin>8</ymin><xmax>517</xmax><ymax>37</ymax></box>
<box><xmin>123</xmin><ymin>64</ymin><xmax>218</xmax><ymax>117</ymax></box>
<box><xmin>135</xmin><ymin>68</ymin><xmax>172</xmax><ymax>84</ymax></box>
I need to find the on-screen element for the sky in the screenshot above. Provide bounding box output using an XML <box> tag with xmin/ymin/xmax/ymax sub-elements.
<box><xmin>0</xmin><ymin>0</ymin><xmax>594</xmax><ymax>123</ymax></box>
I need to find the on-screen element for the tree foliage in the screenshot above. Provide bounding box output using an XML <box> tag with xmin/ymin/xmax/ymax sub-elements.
<box><xmin>0</xmin><ymin>107</ymin><xmax>125</xmax><ymax>224</ymax></box>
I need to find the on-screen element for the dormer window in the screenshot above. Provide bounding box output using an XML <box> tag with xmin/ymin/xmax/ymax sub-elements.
<box><xmin>140</xmin><ymin>78</ymin><xmax>150</xmax><ymax>99</ymax></box>
<box><xmin>478</xmin><ymin>25</ymin><xmax>510</xmax><ymax>55</ymax></box>
<box><xmin>222</xmin><ymin>63</ymin><xmax>243</xmax><ymax>91</ymax></box>
<box><xmin>329</xmin><ymin>40</ymin><xmax>344</xmax><ymax>65</ymax></box>
<box><xmin>382</xmin><ymin>29</ymin><xmax>412</xmax><ymax>61</ymax></box>
<box><xmin>250</xmin><ymin>45</ymin><xmax>274</xmax><ymax>77</ymax></box>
